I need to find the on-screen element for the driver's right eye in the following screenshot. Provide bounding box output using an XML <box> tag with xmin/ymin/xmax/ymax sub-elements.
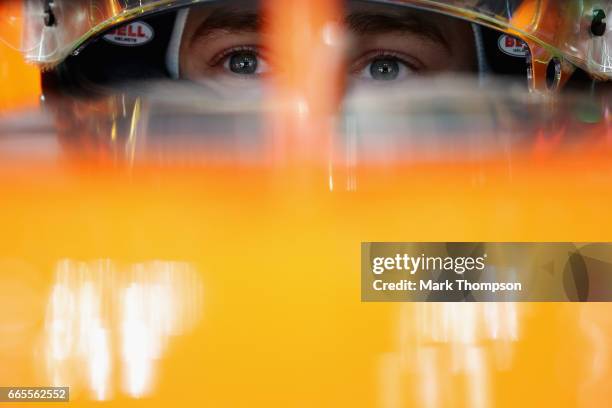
<box><xmin>351</xmin><ymin>51</ymin><xmax>418</xmax><ymax>82</ymax></box>
<box><xmin>212</xmin><ymin>47</ymin><xmax>269</xmax><ymax>77</ymax></box>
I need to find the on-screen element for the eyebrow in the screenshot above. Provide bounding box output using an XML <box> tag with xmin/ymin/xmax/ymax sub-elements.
<box><xmin>191</xmin><ymin>9</ymin><xmax>262</xmax><ymax>41</ymax></box>
<box><xmin>191</xmin><ymin>8</ymin><xmax>450</xmax><ymax>51</ymax></box>
<box><xmin>346</xmin><ymin>11</ymin><xmax>451</xmax><ymax>51</ymax></box>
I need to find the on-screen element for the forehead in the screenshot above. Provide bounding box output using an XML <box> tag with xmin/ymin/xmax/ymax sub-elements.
<box><xmin>184</xmin><ymin>1</ymin><xmax>462</xmax><ymax>19</ymax></box>
<box><xmin>182</xmin><ymin>1</ymin><xmax>467</xmax><ymax>34</ymax></box>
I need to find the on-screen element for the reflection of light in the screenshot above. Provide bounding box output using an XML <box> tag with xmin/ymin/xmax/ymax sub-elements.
<box><xmin>43</xmin><ymin>260</ymin><xmax>203</xmax><ymax>401</ymax></box>
<box><xmin>390</xmin><ymin>303</ymin><xmax>520</xmax><ymax>407</ymax></box>
<box><xmin>578</xmin><ymin>305</ymin><xmax>611</xmax><ymax>406</ymax></box>
<box><xmin>465</xmin><ymin>346</ymin><xmax>487</xmax><ymax>408</ymax></box>
<box><xmin>122</xmin><ymin>286</ymin><xmax>153</xmax><ymax>397</ymax></box>
<box><xmin>418</xmin><ymin>348</ymin><xmax>438</xmax><ymax>408</ymax></box>
<box><xmin>321</xmin><ymin>23</ymin><xmax>342</xmax><ymax>46</ymax></box>
<box><xmin>88</xmin><ymin>325</ymin><xmax>110</xmax><ymax>401</ymax></box>
<box><xmin>296</xmin><ymin>98</ymin><xmax>309</xmax><ymax>118</ymax></box>
<box><xmin>47</xmin><ymin>284</ymin><xmax>74</xmax><ymax>362</ymax></box>
<box><xmin>121</xmin><ymin>283</ymin><xmax>157</xmax><ymax>398</ymax></box>
<box><xmin>328</xmin><ymin>159</ymin><xmax>334</xmax><ymax>192</ymax></box>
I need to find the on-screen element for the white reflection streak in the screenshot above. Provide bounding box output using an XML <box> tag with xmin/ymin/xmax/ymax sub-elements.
<box><xmin>504</xmin><ymin>302</ymin><xmax>518</xmax><ymax>340</ymax></box>
<box><xmin>121</xmin><ymin>284</ymin><xmax>155</xmax><ymax>398</ymax></box>
<box><xmin>484</xmin><ymin>303</ymin><xmax>500</xmax><ymax>339</ymax></box>
<box><xmin>43</xmin><ymin>260</ymin><xmax>202</xmax><ymax>401</ymax></box>
<box><xmin>395</xmin><ymin>302</ymin><xmax>519</xmax><ymax>407</ymax></box>
<box><xmin>120</xmin><ymin>261</ymin><xmax>202</xmax><ymax>398</ymax></box>
<box><xmin>345</xmin><ymin>115</ymin><xmax>358</xmax><ymax>192</ymax></box>
<box><xmin>76</xmin><ymin>282</ymin><xmax>111</xmax><ymax>400</ymax></box>
<box><xmin>46</xmin><ymin>283</ymin><xmax>75</xmax><ymax>387</ymax></box>
<box><xmin>465</xmin><ymin>346</ymin><xmax>487</xmax><ymax>408</ymax></box>
<box><xmin>88</xmin><ymin>325</ymin><xmax>111</xmax><ymax>401</ymax></box>
<box><xmin>578</xmin><ymin>305</ymin><xmax>609</xmax><ymax>407</ymax></box>
<box><xmin>418</xmin><ymin>348</ymin><xmax>438</xmax><ymax>408</ymax></box>
<box><xmin>47</xmin><ymin>284</ymin><xmax>74</xmax><ymax>362</ymax></box>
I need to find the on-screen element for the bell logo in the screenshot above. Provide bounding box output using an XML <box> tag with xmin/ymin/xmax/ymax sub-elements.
<box><xmin>498</xmin><ymin>34</ymin><xmax>528</xmax><ymax>58</ymax></box>
<box><xmin>104</xmin><ymin>21</ymin><xmax>154</xmax><ymax>46</ymax></box>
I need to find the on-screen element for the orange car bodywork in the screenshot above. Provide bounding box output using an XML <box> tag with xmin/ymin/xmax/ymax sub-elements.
<box><xmin>0</xmin><ymin>1</ymin><xmax>40</xmax><ymax>111</ymax></box>
<box><xmin>1</xmin><ymin>1</ymin><xmax>612</xmax><ymax>407</ymax></box>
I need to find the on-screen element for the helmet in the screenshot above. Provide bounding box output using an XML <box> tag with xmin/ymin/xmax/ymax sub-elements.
<box><xmin>1</xmin><ymin>0</ymin><xmax>609</xmax><ymax>168</ymax></box>
<box><xmin>3</xmin><ymin>0</ymin><xmax>610</xmax><ymax>95</ymax></box>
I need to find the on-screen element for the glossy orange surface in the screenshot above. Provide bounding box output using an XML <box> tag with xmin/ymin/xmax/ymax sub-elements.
<box><xmin>0</xmin><ymin>148</ymin><xmax>611</xmax><ymax>407</ymax></box>
<box><xmin>1</xmin><ymin>1</ymin><xmax>612</xmax><ymax>407</ymax></box>
<box><xmin>0</xmin><ymin>1</ymin><xmax>40</xmax><ymax>111</ymax></box>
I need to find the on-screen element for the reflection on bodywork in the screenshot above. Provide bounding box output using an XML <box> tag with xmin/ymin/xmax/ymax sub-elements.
<box><xmin>379</xmin><ymin>303</ymin><xmax>519</xmax><ymax>408</ymax></box>
<box><xmin>43</xmin><ymin>260</ymin><xmax>203</xmax><ymax>400</ymax></box>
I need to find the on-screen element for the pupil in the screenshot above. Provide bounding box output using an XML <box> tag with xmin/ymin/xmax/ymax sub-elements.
<box><xmin>229</xmin><ymin>52</ymin><xmax>258</xmax><ymax>75</ymax></box>
<box><xmin>370</xmin><ymin>59</ymin><xmax>400</xmax><ymax>80</ymax></box>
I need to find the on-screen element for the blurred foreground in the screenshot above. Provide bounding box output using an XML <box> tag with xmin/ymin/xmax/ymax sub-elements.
<box><xmin>0</xmin><ymin>77</ymin><xmax>612</xmax><ymax>407</ymax></box>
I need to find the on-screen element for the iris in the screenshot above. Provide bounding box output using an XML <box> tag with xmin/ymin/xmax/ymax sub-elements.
<box><xmin>370</xmin><ymin>58</ymin><xmax>400</xmax><ymax>80</ymax></box>
<box><xmin>229</xmin><ymin>51</ymin><xmax>259</xmax><ymax>75</ymax></box>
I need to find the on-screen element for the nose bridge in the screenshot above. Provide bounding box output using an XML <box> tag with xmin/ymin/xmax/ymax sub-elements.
<box><xmin>262</xmin><ymin>0</ymin><xmax>346</xmax><ymax>161</ymax></box>
<box><xmin>263</xmin><ymin>0</ymin><xmax>345</xmax><ymax>111</ymax></box>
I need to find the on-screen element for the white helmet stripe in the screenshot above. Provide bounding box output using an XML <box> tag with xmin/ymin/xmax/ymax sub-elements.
<box><xmin>166</xmin><ymin>8</ymin><xmax>190</xmax><ymax>79</ymax></box>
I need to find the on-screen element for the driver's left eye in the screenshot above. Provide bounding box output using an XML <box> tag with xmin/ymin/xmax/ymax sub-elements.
<box><xmin>369</xmin><ymin>59</ymin><xmax>402</xmax><ymax>80</ymax></box>
<box><xmin>354</xmin><ymin>54</ymin><xmax>416</xmax><ymax>81</ymax></box>
<box><xmin>220</xmin><ymin>49</ymin><xmax>269</xmax><ymax>76</ymax></box>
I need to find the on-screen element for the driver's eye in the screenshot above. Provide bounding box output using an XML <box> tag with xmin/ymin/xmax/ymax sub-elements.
<box><xmin>355</xmin><ymin>55</ymin><xmax>415</xmax><ymax>81</ymax></box>
<box><xmin>210</xmin><ymin>47</ymin><xmax>417</xmax><ymax>81</ymax></box>
<box><xmin>216</xmin><ymin>48</ymin><xmax>269</xmax><ymax>77</ymax></box>
<box><xmin>227</xmin><ymin>51</ymin><xmax>259</xmax><ymax>74</ymax></box>
<box><xmin>369</xmin><ymin>59</ymin><xmax>402</xmax><ymax>80</ymax></box>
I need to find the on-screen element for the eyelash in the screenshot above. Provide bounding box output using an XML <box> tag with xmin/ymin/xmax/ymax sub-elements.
<box><xmin>208</xmin><ymin>45</ymin><xmax>262</xmax><ymax>68</ymax></box>
<box><xmin>351</xmin><ymin>49</ymin><xmax>422</xmax><ymax>73</ymax></box>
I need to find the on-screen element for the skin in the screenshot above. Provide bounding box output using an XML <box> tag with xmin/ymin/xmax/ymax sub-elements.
<box><xmin>179</xmin><ymin>1</ymin><xmax>477</xmax><ymax>84</ymax></box>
